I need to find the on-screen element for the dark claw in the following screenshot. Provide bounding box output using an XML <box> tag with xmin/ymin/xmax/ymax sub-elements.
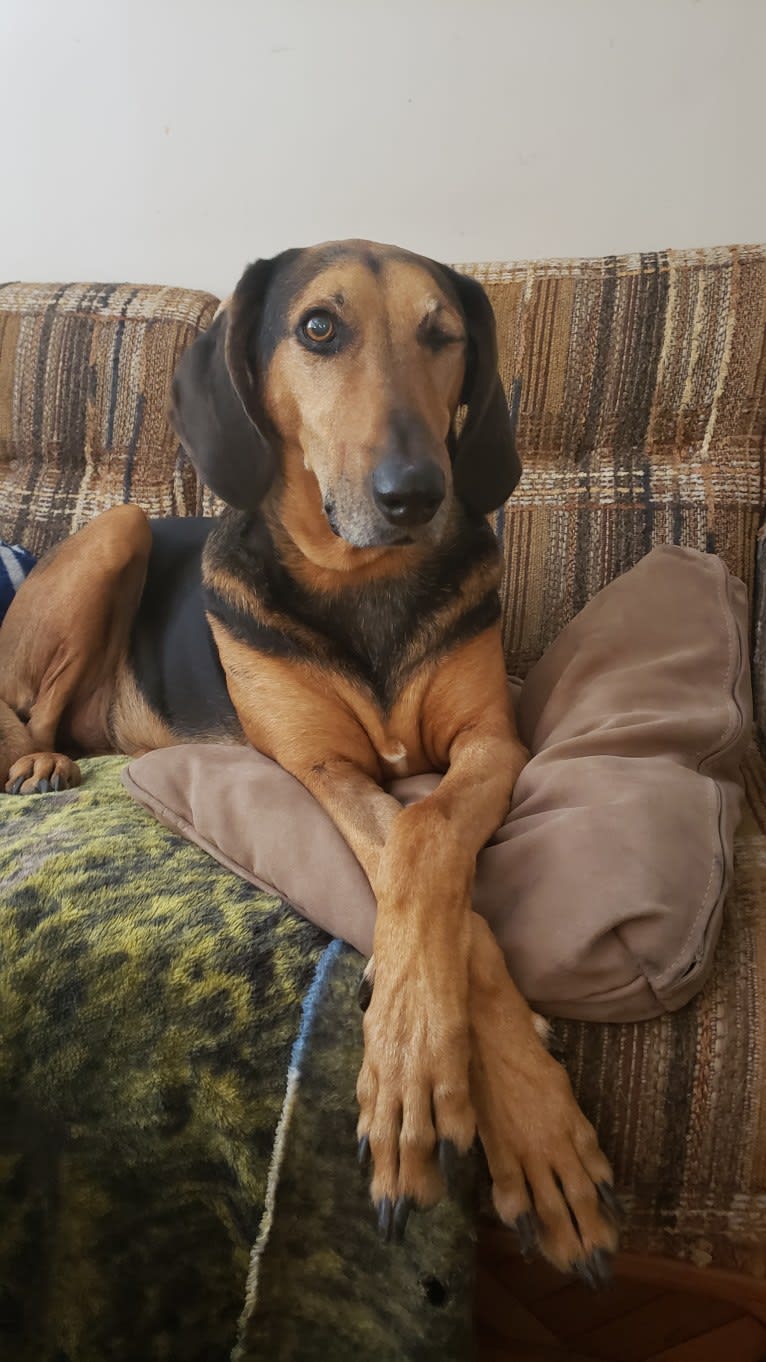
<box><xmin>438</xmin><ymin>1138</ymin><xmax>460</xmax><ymax>1190</ymax></box>
<box><xmin>393</xmin><ymin>1195</ymin><xmax>414</xmax><ymax>1244</ymax></box>
<box><xmin>51</xmin><ymin>774</ymin><xmax>63</xmax><ymax>792</ymax></box>
<box><xmin>597</xmin><ymin>1181</ymin><xmax>625</xmax><ymax>1225</ymax></box>
<box><xmin>573</xmin><ymin>1260</ymin><xmax>598</xmax><ymax>1291</ymax></box>
<box><xmin>377</xmin><ymin>1197</ymin><xmax>394</xmax><ymax>1243</ymax></box>
<box><xmin>547</xmin><ymin>1031</ymin><xmax>567</xmax><ymax>1064</ymax></box>
<box><xmin>357</xmin><ymin>1134</ymin><xmax>371</xmax><ymax>1174</ymax></box>
<box><xmin>358</xmin><ymin>971</ymin><xmax>373</xmax><ymax>1013</ymax></box>
<box><xmin>588</xmin><ymin>1247</ymin><xmax>614</xmax><ymax>1288</ymax></box>
<box><xmin>35</xmin><ymin>779</ymin><xmax>51</xmax><ymax>794</ymax></box>
<box><xmin>513</xmin><ymin>1210</ymin><xmax>539</xmax><ymax>1262</ymax></box>
<box><xmin>9</xmin><ymin>776</ymin><xmax>24</xmax><ymax>795</ymax></box>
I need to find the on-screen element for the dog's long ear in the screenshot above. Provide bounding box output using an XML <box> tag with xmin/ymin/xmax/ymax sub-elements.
<box><xmin>437</xmin><ymin>266</ymin><xmax>522</xmax><ymax>516</ymax></box>
<box><xmin>170</xmin><ymin>259</ymin><xmax>278</xmax><ymax>510</ymax></box>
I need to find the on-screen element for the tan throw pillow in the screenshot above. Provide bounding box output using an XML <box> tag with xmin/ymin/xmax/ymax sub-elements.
<box><xmin>122</xmin><ymin>546</ymin><xmax>751</xmax><ymax>1022</ymax></box>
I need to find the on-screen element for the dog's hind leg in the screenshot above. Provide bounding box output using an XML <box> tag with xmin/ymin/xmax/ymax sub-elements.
<box><xmin>0</xmin><ymin>504</ymin><xmax>152</xmax><ymax>793</ymax></box>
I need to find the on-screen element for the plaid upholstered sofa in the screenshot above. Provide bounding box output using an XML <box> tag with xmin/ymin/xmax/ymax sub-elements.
<box><xmin>1</xmin><ymin>245</ymin><xmax>765</xmax><ymax>1361</ymax></box>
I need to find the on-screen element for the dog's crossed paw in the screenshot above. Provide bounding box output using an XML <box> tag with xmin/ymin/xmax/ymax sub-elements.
<box><xmin>473</xmin><ymin>1029</ymin><xmax>620</xmax><ymax>1282</ymax></box>
<box><xmin>355</xmin><ymin>953</ymin><xmax>474</xmax><ymax>1243</ymax></box>
<box><xmin>356</xmin><ymin>958</ymin><xmax>621</xmax><ymax>1280</ymax></box>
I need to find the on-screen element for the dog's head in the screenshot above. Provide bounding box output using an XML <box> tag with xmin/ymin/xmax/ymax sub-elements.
<box><xmin>171</xmin><ymin>240</ymin><xmax>521</xmax><ymax>549</ymax></box>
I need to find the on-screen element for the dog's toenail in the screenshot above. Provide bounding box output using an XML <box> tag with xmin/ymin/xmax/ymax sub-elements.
<box><xmin>573</xmin><ymin>1261</ymin><xmax>598</xmax><ymax>1291</ymax></box>
<box><xmin>35</xmin><ymin>779</ymin><xmax>51</xmax><ymax>793</ymax></box>
<box><xmin>438</xmin><ymin>1138</ymin><xmax>459</xmax><ymax>1187</ymax></box>
<box><xmin>357</xmin><ymin>1135</ymin><xmax>371</xmax><ymax>1173</ymax></box>
<box><xmin>51</xmin><ymin>774</ymin><xmax>62</xmax><ymax>792</ymax></box>
<box><xmin>597</xmin><ymin>1181</ymin><xmax>624</xmax><ymax>1224</ymax></box>
<box><xmin>588</xmin><ymin>1247</ymin><xmax>614</xmax><ymax>1288</ymax></box>
<box><xmin>392</xmin><ymin>1196</ymin><xmax>413</xmax><ymax>1244</ymax></box>
<box><xmin>377</xmin><ymin>1197</ymin><xmax>394</xmax><ymax>1242</ymax></box>
<box><xmin>10</xmin><ymin>777</ymin><xmax>24</xmax><ymax>794</ymax></box>
<box><xmin>513</xmin><ymin>1210</ymin><xmax>538</xmax><ymax>1261</ymax></box>
<box><xmin>547</xmin><ymin>1031</ymin><xmax>567</xmax><ymax>1063</ymax></box>
<box><xmin>358</xmin><ymin>972</ymin><xmax>373</xmax><ymax>1012</ymax></box>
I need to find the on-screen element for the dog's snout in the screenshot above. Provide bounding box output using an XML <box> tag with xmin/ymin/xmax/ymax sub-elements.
<box><xmin>372</xmin><ymin>457</ymin><xmax>445</xmax><ymax>527</ymax></box>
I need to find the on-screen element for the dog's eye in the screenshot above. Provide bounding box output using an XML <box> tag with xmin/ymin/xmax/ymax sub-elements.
<box><xmin>418</xmin><ymin>319</ymin><xmax>465</xmax><ymax>354</ymax></box>
<box><xmin>301</xmin><ymin>311</ymin><xmax>336</xmax><ymax>344</ymax></box>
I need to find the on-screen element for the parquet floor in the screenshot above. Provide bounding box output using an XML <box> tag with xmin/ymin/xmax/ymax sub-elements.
<box><xmin>476</xmin><ymin>1224</ymin><xmax>766</xmax><ymax>1362</ymax></box>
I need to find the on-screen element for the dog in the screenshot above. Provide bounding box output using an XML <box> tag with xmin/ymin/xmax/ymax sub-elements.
<box><xmin>0</xmin><ymin>241</ymin><xmax>618</xmax><ymax>1277</ymax></box>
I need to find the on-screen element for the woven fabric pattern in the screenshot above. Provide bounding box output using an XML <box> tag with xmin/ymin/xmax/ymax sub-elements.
<box><xmin>466</xmin><ymin>245</ymin><xmax>766</xmax><ymax>675</ymax></box>
<box><xmin>0</xmin><ymin>282</ymin><xmax>217</xmax><ymax>555</ymax></box>
<box><xmin>544</xmin><ymin>745</ymin><xmax>765</xmax><ymax>1274</ymax></box>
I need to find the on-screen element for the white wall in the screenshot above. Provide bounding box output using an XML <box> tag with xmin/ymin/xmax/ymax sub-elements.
<box><xmin>1</xmin><ymin>0</ymin><xmax>764</xmax><ymax>299</ymax></box>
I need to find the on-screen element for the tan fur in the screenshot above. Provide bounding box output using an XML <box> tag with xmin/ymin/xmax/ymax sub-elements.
<box><xmin>0</xmin><ymin>504</ymin><xmax>151</xmax><ymax>781</ymax></box>
<box><xmin>265</xmin><ymin>255</ymin><xmax>465</xmax><ymax>562</ymax></box>
<box><xmin>108</xmin><ymin>667</ymin><xmax>181</xmax><ymax>756</ymax></box>
<box><xmin>212</xmin><ymin>604</ymin><xmax>618</xmax><ymax>1267</ymax></box>
<box><xmin>0</xmin><ymin>245</ymin><xmax>618</xmax><ymax>1273</ymax></box>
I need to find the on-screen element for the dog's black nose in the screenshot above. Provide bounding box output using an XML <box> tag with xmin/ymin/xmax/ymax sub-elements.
<box><xmin>372</xmin><ymin>457</ymin><xmax>445</xmax><ymax>527</ymax></box>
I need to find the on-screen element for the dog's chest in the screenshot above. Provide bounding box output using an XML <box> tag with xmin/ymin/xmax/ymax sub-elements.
<box><xmin>203</xmin><ymin>511</ymin><xmax>501</xmax><ymax>762</ymax></box>
<box><xmin>312</xmin><ymin>577</ymin><xmax>440</xmax><ymax>709</ymax></box>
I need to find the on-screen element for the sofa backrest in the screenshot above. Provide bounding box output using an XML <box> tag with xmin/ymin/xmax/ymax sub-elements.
<box><xmin>469</xmin><ymin>244</ymin><xmax>766</xmax><ymax>674</ymax></box>
<box><xmin>1</xmin><ymin>250</ymin><xmax>764</xmax><ymax>674</ymax></box>
<box><xmin>0</xmin><ymin>282</ymin><xmax>218</xmax><ymax>556</ymax></box>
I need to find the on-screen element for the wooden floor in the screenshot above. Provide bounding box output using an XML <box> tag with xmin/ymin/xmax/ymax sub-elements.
<box><xmin>476</xmin><ymin>1224</ymin><xmax>766</xmax><ymax>1362</ymax></box>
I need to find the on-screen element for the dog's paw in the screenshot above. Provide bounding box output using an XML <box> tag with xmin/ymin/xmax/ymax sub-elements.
<box><xmin>472</xmin><ymin>1016</ymin><xmax>619</xmax><ymax>1280</ymax></box>
<box><xmin>5</xmin><ymin>752</ymin><xmax>81</xmax><ymax>795</ymax></box>
<box><xmin>468</xmin><ymin>917</ymin><xmax>619</xmax><ymax>1281</ymax></box>
<box><xmin>355</xmin><ymin>953</ymin><xmax>474</xmax><ymax>1243</ymax></box>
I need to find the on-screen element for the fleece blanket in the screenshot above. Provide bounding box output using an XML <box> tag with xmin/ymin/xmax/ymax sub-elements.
<box><xmin>0</xmin><ymin>758</ymin><xmax>475</xmax><ymax>1362</ymax></box>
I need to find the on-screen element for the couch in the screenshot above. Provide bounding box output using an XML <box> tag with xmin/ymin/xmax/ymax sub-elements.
<box><xmin>0</xmin><ymin>245</ymin><xmax>765</xmax><ymax>1361</ymax></box>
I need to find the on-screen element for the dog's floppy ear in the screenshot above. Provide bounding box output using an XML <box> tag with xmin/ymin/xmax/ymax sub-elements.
<box><xmin>170</xmin><ymin>259</ymin><xmax>278</xmax><ymax>510</ymax></box>
<box><xmin>437</xmin><ymin>265</ymin><xmax>522</xmax><ymax>516</ymax></box>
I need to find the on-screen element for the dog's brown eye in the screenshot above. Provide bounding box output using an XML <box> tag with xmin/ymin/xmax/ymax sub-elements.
<box><xmin>302</xmin><ymin>312</ymin><xmax>336</xmax><ymax>344</ymax></box>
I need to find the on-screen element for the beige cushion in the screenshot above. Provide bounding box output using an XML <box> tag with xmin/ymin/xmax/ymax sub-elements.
<box><xmin>122</xmin><ymin>546</ymin><xmax>751</xmax><ymax>1022</ymax></box>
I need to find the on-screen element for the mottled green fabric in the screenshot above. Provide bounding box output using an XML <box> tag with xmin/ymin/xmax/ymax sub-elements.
<box><xmin>0</xmin><ymin>758</ymin><xmax>474</xmax><ymax>1362</ymax></box>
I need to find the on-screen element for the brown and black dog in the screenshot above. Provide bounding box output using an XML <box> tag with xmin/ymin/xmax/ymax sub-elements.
<box><xmin>0</xmin><ymin>241</ymin><xmax>618</xmax><ymax>1277</ymax></box>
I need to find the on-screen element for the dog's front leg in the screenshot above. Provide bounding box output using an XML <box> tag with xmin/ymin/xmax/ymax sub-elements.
<box><xmin>216</xmin><ymin>639</ymin><xmax>480</xmax><ymax>1231</ymax></box>
<box><xmin>468</xmin><ymin>914</ymin><xmax>619</xmax><ymax>1279</ymax></box>
<box><xmin>350</xmin><ymin>703</ymin><xmax>530</xmax><ymax>1227</ymax></box>
<box><xmin>355</xmin><ymin>801</ymin><xmax>478</xmax><ymax>1233</ymax></box>
<box><xmin>365</xmin><ymin>722</ymin><xmax>618</xmax><ymax>1275</ymax></box>
<box><xmin>218</xmin><ymin>635</ymin><xmax>617</xmax><ymax>1265</ymax></box>
<box><xmin>300</xmin><ymin>691</ymin><xmax>531</xmax><ymax>1235</ymax></box>
<box><xmin>275</xmin><ymin>749</ymin><xmax>477</xmax><ymax>1233</ymax></box>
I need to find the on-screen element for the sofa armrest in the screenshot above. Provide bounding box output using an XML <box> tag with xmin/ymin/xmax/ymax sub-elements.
<box><xmin>0</xmin><ymin>282</ymin><xmax>219</xmax><ymax>555</ymax></box>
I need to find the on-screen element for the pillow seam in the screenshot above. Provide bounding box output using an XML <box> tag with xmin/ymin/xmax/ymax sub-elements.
<box><xmin>646</xmin><ymin>556</ymin><xmax>745</xmax><ymax>991</ymax></box>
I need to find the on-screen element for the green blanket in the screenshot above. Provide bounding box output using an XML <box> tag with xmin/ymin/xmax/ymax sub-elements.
<box><xmin>0</xmin><ymin>759</ymin><xmax>475</xmax><ymax>1361</ymax></box>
